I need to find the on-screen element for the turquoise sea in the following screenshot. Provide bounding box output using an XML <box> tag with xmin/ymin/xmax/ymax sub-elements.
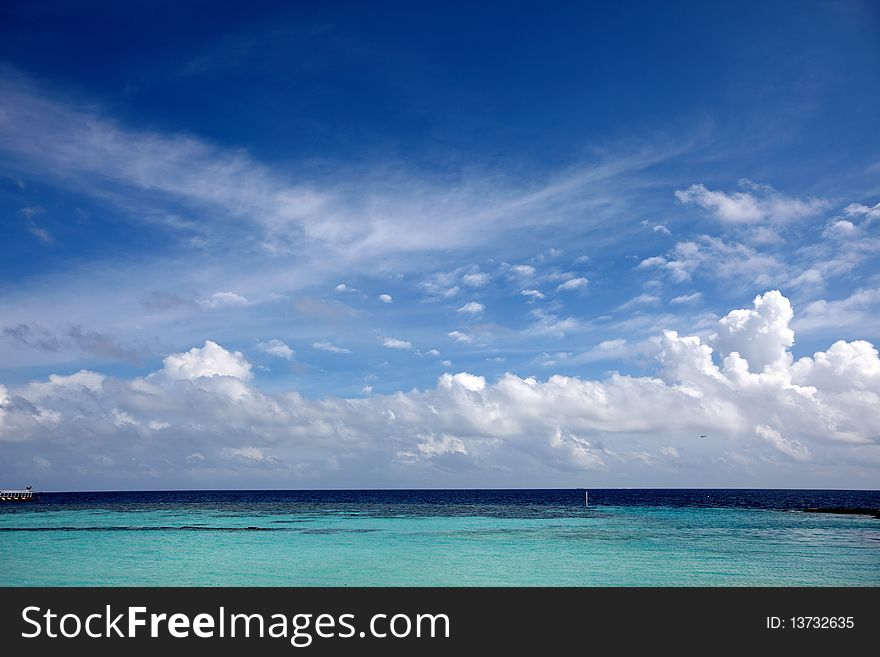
<box><xmin>0</xmin><ymin>489</ymin><xmax>877</xmax><ymax>586</ymax></box>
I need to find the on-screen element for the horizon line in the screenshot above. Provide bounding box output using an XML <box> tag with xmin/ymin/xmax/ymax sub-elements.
<box><xmin>17</xmin><ymin>486</ymin><xmax>880</xmax><ymax>494</ymax></box>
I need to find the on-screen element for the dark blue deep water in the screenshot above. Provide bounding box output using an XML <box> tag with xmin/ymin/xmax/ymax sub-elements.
<box><xmin>12</xmin><ymin>488</ymin><xmax>880</xmax><ymax>514</ymax></box>
<box><xmin>1</xmin><ymin>489</ymin><xmax>877</xmax><ymax>586</ymax></box>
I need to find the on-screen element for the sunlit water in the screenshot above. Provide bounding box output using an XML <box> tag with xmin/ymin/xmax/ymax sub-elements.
<box><xmin>1</xmin><ymin>489</ymin><xmax>877</xmax><ymax>586</ymax></box>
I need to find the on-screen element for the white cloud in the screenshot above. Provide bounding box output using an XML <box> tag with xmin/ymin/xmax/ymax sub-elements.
<box><xmin>335</xmin><ymin>283</ymin><xmax>358</xmax><ymax>293</ymax></box>
<box><xmin>793</xmin><ymin>288</ymin><xmax>880</xmax><ymax>334</ymax></box>
<box><xmin>520</xmin><ymin>289</ymin><xmax>545</xmax><ymax>300</ymax></box>
<box><xmin>420</xmin><ymin>270</ymin><xmax>463</xmax><ymax>298</ymax></box>
<box><xmin>439</xmin><ymin>372</ymin><xmax>486</xmax><ymax>392</ymax></box>
<box><xmin>158</xmin><ymin>340</ymin><xmax>253</xmax><ymax>381</ymax></box>
<box><xmin>510</xmin><ymin>264</ymin><xmax>536</xmax><ymax>277</ymax></box>
<box><xmin>637</xmin><ymin>256</ymin><xmax>666</xmax><ymax>269</ymax></box>
<box><xmin>426</xmin><ymin>349</ymin><xmax>441</xmax><ymax>357</ymax></box>
<box><xmin>642</xmin><ymin>220</ymin><xmax>671</xmax><ymax>236</ymax></box>
<box><xmin>670</xmin><ymin>292</ymin><xmax>703</xmax><ymax>305</ymax></box>
<box><xmin>447</xmin><ymin>331</ymin><xmax>474</xmax><ymax>344</ymax></box>
<box><xmin>462</xmin><ymin>272</ymin><xmax>490</xmax><ymax>287</ymax></box>
<box><xmin>0</xmin><ymin>69</ymin><xmax>704</xmax><ymax>341</ymax></box>
<box><xmin>3</xmin><ymin>292</ymin><xmax>880</xmax><ymax>488</ymax></box>
<box><xmin>617</xmin><ymin>294</ymin><xmax>661</xmax><ymax>311</ymax></box>
<box><xmin>714</xmin><ymin>290</ymin><xmax>793</xmax><ymax>372</ymax></box>
<box><xmin>556</xmin><ymin>277</ymin><xmax>588</xmax><ymax>291</ymax></box>
<box><xmin>222</xmin><ymin>446</ymin><xmax>275</xmax><ymax>463</ymax></box>
<box><xmin>755</xmin><ymin>425</ymin><xmax>811</xmax><ymax>461</ymax></box>
<box><xmin>527</xmin><ymin>308</ymin><xmax>579</xmax><ymax>337</ymax></box>
<box><xmin>642</xmin><ymin>235</ymin><xmax>782</xmax><ymax>285</ymax></box>
<box><xmin>538</xmin><ymin>351</ymin><xmax>573</xmax><ymax>367</ymax></box>
<box><xmin>791</xmin><ymin>339</ymin><xmax>880</xmax><ymax>393</ymax></box>
<box><xmin>312</xmin><ymin>341</ymin><xmax>352</xmax><ymax>354</ymax></box>
<box><xmin>257</xmin><ymin>339</ymin><xmax>295</xmax><ymax>360</ymax></box>
<box><xmin>378</xmin><ymin>294</ymin><xmax>393</xmax><ymax>303</ymax></box>
<box><xmin>823</xmin><ymin>220</ymin><xmax>859</xmax><ymax>239</ymax></box>
<box><xmin>382</xmin><ymin>337</ymin><xmax>412</xmax><ymax>350</ymax></box>
<box><xmin>20</xmin><ymin>207</ymin><xmax>53</xmax><ymax>244</ymax></box>
<box><xmin>747</xmin><ymin>225</ymin><xmax>784</xmax><ymax>245</ymax></box>
<box><xmin>675</xmin><ymin>181</ymin><xmax>826</xmax><ymax>224</ymax></box>
<box><xmin>578</xmin><ymin>338</ymin><xmax>629</xmax><ymax>362</ymax></box>
<box><xmin>416</xmin><ymin>434</ymin><xmax>468</xmax><ymax>457</ymax></box>
<box><xmin>457</xmin><ymin>301</ymin><xmax>484</xmax><ymax>315</ymax></box>
<box><xmin>198</xmin><ymin>291</ymin><xmax>250</xmax><ymax>309</ymax></box>
<box><xmin>843</xmin><ymin>201</ymin><xmax>880</xmax><ymax>221</ymax></box>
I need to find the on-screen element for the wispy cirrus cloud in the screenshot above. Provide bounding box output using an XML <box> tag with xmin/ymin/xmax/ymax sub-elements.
<box><xmin>19</xmin><ymin>207</ymin><xmax>53</xmax><ymax>244</ymax></box>
<box><xmin>0</xmin><ymin>71</ymin><xmax>689</xmax><ymax>266</ymax></box>
<box><xmin>312</xmin><ymin>341</ymin><xmax>351</xmax><ymax>354</ymax></box>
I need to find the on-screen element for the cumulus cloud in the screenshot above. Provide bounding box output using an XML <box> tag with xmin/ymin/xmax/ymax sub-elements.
<box><xmin>158</xmin><ymin>340</ymin><xmax>253</xmax><ymax>381</ymax></box>
<box><xmin>457</xmin><ymin>301</ymin><xmax>484</xmax><ymax>315</ymax></box>
<box><xmin>378</xmin><ymin>294</ymin><xmax>393</xmax><ymax>303</ymax></box>
<box><xmin>556</xmin><ymin>277</ymin><xmax>588</xmax><ymax>291</ymax></box>
<box><xmin>2</xmin><ymin>292</ymin><xmax>880</xmax><ymax>489</ymax></box>
<box><xmin>520</xmin><ymin>289</ymin><xmax>545</xmax><ymax>300</ymax></box>
<box><xmin>675</xmin><ymin>181</ymin><xmax>826</xmax><ymax>224</ymax></box>
<box><xmin>714</xmin><ymin>290</ymin><xmax>794</xmax><ymax>372</ymax></box>
<box><xmin>256</xmin><ymin>339</ymin><xmax>295</xmax><ymax>360</ymax></box>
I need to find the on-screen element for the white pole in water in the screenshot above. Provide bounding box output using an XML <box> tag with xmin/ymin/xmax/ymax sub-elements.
<box><xmin>585</xmin><ymin>491</ymin><xmax>589</xmax><ymax>507</ymax></box>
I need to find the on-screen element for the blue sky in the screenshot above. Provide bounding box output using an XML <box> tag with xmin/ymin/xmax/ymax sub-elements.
<box><xmin>1</xmin><ymin>0</ymin><xmax>880</xmax><ymax>490</ymax></box>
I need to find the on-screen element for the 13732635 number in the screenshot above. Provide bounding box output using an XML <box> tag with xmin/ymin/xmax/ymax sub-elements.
<box><xmin>789</xmin><ymin>617</ymin><xmax>854</xmax><ymax>629</ymax></box>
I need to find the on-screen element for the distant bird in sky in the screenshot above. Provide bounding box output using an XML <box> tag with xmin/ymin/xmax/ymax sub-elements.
<box><xmin>700</xmin><ymin>435</ymin><xmax>707</xmax><ymax>438</ymax></box>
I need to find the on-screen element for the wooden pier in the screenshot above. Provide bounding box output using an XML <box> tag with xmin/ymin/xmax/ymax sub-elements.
<box><xmin>0</xmin><ymin>487</ymin><xmax>35</xmax><ymax>502</ymax></box>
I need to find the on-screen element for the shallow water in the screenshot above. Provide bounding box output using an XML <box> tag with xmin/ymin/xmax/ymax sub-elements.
<box><xmin>1</xmin><ymin>489</ymin><xmax>877</xmax><ymax>586</ymax></box>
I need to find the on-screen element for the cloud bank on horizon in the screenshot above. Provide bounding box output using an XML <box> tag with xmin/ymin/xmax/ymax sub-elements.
<box><xmin>0</xmin><ymin>1</ymin><xmax>879</xmax><ymax>488</ymax></box>
<box><xmin>2</xmin><ymin>291</ymin><xmax>879</xmax><ymax>489</ymax></box>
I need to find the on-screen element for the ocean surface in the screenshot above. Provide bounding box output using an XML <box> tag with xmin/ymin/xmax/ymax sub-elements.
<box><xmin>1</xmin><ymin>489</ymin><xmax>877</xmax><ymax>586</ymax></box>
